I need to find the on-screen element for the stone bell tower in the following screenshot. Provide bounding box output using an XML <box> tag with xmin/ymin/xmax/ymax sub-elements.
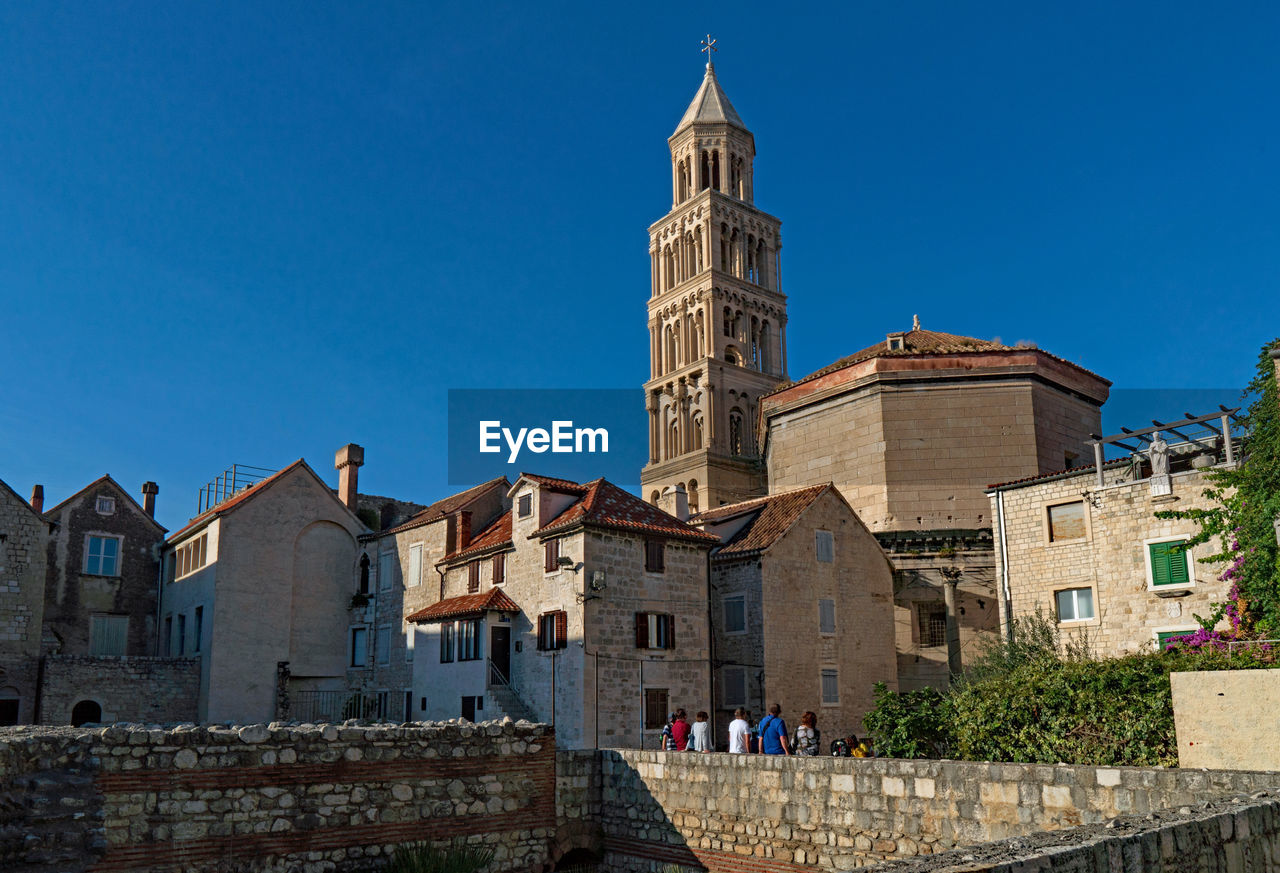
<box><xmin>641</xmin><ymin>56</ymin><xmax>788</xmax><ymax>512</ymax></box>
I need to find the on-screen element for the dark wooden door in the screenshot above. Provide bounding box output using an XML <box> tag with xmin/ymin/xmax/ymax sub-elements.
<box><xmin>461</xmin><ymin>696</ymin><xmax>476</xmax><ymax>722</ymax></box>
<box><xmin>490</xmin><ymin>626</ymin><xmax>511</xmax><ymax>681</ymax></box>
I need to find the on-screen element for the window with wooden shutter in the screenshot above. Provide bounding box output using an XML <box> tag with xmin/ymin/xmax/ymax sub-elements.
<box><xmin>644</xmin><ymin>688</ymin><xmax>669</xmax><ymax>730</ymax></box>
<box><xmin>544</xmin><ymin>539</ymin><xmax>560</xmax><ymax>572</ymax></box>
<box><xmin>818</xmin><ymin>598</ymin><xmax>836</xmax><ymax>635</ymax></box>
<box><xmin>1148</xmin><ymin>540</ymin><xmax>1191</xmax><ymax>587</ymax></box>
<box><xmin>815</xmin><ymin>530</ymin><xmax>834</xmax><ymax>563</ymax></box>
<box><xmin>644</xmin><ymin>539</ymin><xmax>665</xmax><ymax>572</ymax></box>
<box><xmin>539</xmin><ymin>610</ymin><xmax>567</xmax><ymax>650</ymax></box>
<box><xmin>492</xmin><ymin>552</ymin><xmax>505</xmax><ymax>585</ymax></box>
<box><xmin>635</xmin><ymin>612</ymin><xmax>649</xmax><ymax>648</ymax></box>
<box><xmin>636</xmin><ymin>613</ymin><xmax>674</xmax><ymax>650</ymax></box>
<box><xmin>468</xmin><ymin>561</ymin><xmax>480</xmax><ymax>593</ymax></box>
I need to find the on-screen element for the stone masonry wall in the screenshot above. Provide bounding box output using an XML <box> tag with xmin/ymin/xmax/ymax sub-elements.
<box><xmin>591</xmin><ymin>750</ymin><xmax>1280</xmax><ymax>873</ymax></box>
<box><xmin>0</xmin><ymin>720</ymin><xmax>556</xmax><ymax>873</ymax></box>
<box><xmin>0</xmin><ymin>481</ymin><xmax>47</xmax><ymax>724</ymax></box>
<box><xmin>39</xmin><ymin>655</ymin><xmax>201</xmax><ymax>725</ymax></box>
<box><xmin>992</xmin><ymin>465</ymin><xmax>1227</xmax><ymax>656</ymax></box>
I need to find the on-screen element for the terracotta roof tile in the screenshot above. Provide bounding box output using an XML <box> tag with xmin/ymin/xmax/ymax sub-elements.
<box><xmin>442</xmin><ymin>511</ymin><xmax>514</xmax><ymax>563</ymax></box>
<box><xmin>766</xmin><ymin>327</ymin><xmax>1108</xmax><ymax>398</ymax></box>
<box><xmin>986</xmin><ymin>458</ymin><xmax>1130</xmax><ymax>491</ymax></box>
<box><xmin>380</xmin><ymin>477</ymin><xmax>510</xmax><ymax>537</ymax></box>
<box><xmin>692</xmin><ymin>484</ymin><xmax>832</xmax><ymax>556</ymax></box>
<box><xmin>405</xmin><ymin>588</ymin><xmax>520</xmax><ymax>623</ymax></box>
<box><xmin>535</xmin><ymin>477</ymin><xmax>719</xmax><ymax>544</ymax></box>
<box><xmin>517</xmin><ymin>473</ymin><xmax>589</xmax><ymax>494</ymax></box>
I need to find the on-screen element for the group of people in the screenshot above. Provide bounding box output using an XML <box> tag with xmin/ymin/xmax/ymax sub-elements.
<box><xmin>661</xmin><ymin>704</ymin><xmax>874</xmax><ymax>756</ymax></box>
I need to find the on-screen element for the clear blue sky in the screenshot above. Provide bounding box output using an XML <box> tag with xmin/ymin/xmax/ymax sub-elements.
<box><xmin>2</xmin><ymin>2</ymin><xmax>1275</xmax><ymax>532</ymax></box>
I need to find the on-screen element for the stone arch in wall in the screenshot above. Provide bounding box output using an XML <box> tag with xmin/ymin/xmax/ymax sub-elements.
<box><xmin>289</xmin><ymin>520</ymin><xmax>357</xmax><ymax>677</ymax></box>
<box><xmin>71</xmin><ymin>699</ymin><xmax>102</xmax><ymax>726</ymax></box>
<box><xmin>0</xmin><ymin>686</ymin><xmax>19</xmax><ymax>726</ymax></box>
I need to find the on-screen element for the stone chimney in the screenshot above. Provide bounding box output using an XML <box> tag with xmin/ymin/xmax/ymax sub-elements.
<box><xmin>141</xmin><ymin>482</ymin><xmax>159</xmax><ymax>518</ymax></box>
<box><xmin>658</xmin><ymin>485</ymin><xmax>690</xmax><ymax>522</ymax></box>
<box><xmin>456</xmin><ymin>510</ymin><xmax>472</xmax><ymax>551</ymax></box>
<box><xmin>335</xmin><ymin>443</ymin><xmax>365</xmax><ymax>511</ymax></box>
<box><xmin>29</xmin><ymin>485</ymin><xmax>43</xmax><ymax>515</ymax></box>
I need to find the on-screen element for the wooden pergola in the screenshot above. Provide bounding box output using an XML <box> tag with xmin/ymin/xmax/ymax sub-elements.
<box><xmin>1086</xmin><ymin>407</ymin><xmax>1243</xmax><ymax>488</ymax></box>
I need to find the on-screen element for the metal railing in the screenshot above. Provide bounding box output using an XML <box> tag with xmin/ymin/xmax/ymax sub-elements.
<box><xmin>289</xmin><ymin>690</ymin><xmax>405</xmax><ymax>724</ymax></box>
<box><xmin>488</xmin><ymin>659</ymin><xmax>511</xmax><ymax>688</ymax></box>
<box><xmin>197</xmin><ymin>463</ymin><xmax>276</xmax><ymax>514</ymax></box>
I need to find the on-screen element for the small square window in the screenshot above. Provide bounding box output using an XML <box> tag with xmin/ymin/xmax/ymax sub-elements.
<box><xmin>1148</xmin><ymin>540</ymin><xmax>1192</xmax><ymax>588</ymax></box>
<box><xmin>89</xmin><ymin>615</ymin><xmax>128</xmax><ymax>656</ymax></box>
<box><xmin>723</xmin><ymin>593</ymin><xmax>746</xmax><ymax>634</ymax></box>
<box><xmin>95</xmin><ymin>496</ymin><xmax>115</xmax><ymax>514</ymax></box>
<box><xmin>1047</xmin><ymin>502</ymin><xmax>1086</xmax><ymax>542</ymax></box>
<box><xmin>538</xmin><ymin>610</ymin><xmax>567</xmax><ymax>650</ymax></box>
<box><xmin>815</xmin><ymin>530</ymin><xmax>834</xmax><ymax>563</ymax></box>
<box><xmin>518</xmin><ymin>494</ymin><xmax>533</xmax><ymax>518</ymax></box>
<box><xmin>917</xmin><ymin>603</ymin><xmax>946</xmax><ymax>647</ymax></box>
<box><xmin>350</xmin><ymin>627</ymin><xmax>368</xmax><ymax>667</ymax></box>
<box><xmin>375</xmin><ymin>625</ymin><xmax>391</xmax><ymax>665</ymax></box>
<box><xmin>1055</xmin><ymin>587</ymin><xmax>1094</xmax><ymax>622</ymax></box>
<box><xmin>644</xmin><ymin>539</ymin><xmax>665</xmax><ymax>573</ymax></box>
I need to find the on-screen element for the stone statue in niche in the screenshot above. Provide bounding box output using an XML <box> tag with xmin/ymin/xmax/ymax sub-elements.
<box><xmin>1150</xmin><ymin>431</ymin><xmax>1173</xmax><ymax>497</ymax></box>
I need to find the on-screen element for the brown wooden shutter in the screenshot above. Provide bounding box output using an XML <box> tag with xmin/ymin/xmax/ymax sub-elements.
<box><xmin>555</xmin><ymin>610</ymin><xmax>567</xmax><ymax>649</ymax></box>
<box><xmin>493</xmin><ymin>552</ymin><xmax>505</xmax><ymax>585</ymax></box>
<box><xmin>665</xmin><ymin>614</ymin><xmax>675</xmax><ymax>650</ymax></box>
<box><xmin>544</xmin><ymin>540</ymin><xmax>559</xmax><ymax>572</ymax></box>
<box><xmin>537</xmin><ymin>614</ymin><xmax>548</xmax><ymax>651</ymax></box>
<box><xmin>635</xmin><ymin>612</ymin><xmax>649</xmax><ymax>649</ymax></box>
<box><xmin>468</xmin><ymin>561</ymin><xmax>480</xmax><ymax>593</ymax></box>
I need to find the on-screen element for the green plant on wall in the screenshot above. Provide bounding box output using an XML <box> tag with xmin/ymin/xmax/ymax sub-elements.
<box><xmin>386</xmin><ymin>841</ymin><xmax>494</xmax><ymax>873</ymax></box>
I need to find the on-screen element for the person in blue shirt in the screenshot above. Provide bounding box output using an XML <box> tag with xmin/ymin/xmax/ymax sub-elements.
<box><xmin>758</xmin><ymin>702</ymin><xmax>791</xmax><ymax>755</ymax></box>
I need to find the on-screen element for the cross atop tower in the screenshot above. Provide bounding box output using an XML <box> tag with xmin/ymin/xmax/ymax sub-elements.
<box><xmin>700</xmin><ymin>34</ymin><xmax>717</xmax><ymax>65</ymax></box>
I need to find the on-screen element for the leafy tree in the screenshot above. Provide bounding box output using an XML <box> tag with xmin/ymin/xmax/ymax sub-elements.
<box><xmin>1157</xmin><ymin>339</ymin><xmax>1280</xmax><ymax>637</ymax></box>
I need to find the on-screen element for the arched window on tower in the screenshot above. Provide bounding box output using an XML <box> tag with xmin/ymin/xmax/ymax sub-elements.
<box><xmin>712</xmin><ymin>150</ymin><xmax>721</xmax><ymax>190</ymax></box>
<box><xmin>722</xmin><ymin>306</ymin><xmax>733</xmax><ymax>337</ymax></box>
<box><xmin>358</xmin><ymin>554</ymin><xmax>371</xmax><ymax>595</ymax></box>
<box><xmin>720</xmin><ymin>223</ymin><xmax>730</xmax><ymax>271</ymax></box>
<box><xmin>746</xmin><ymin>234</ymin><xmax>757</xmax><ymax>283</ymax></box>
<box><xmin>733</xmin><ymin>310</ymin><xmax>743</xmax><ymax>341</ymax></box>
<box><xmin>688</xmin><ymin>480</ymin><xmax>700</xmax><ymax>515</ymax></box>
<box><xmin>650</xmin><ymin>490</ymin><xmax>660</xmax><ymax>505</ymax></box>
<box><xmin>729</xmin><ymin>228</ymin><xmax>740</xmax><ymax>277</ymax></box>
<box><xmin>701</xmin><ymin>151</ymin><xmax>711</xmax><ymax>191</ymax></box>
<box><xmin>756</xmin><ymin>238</ymin><xmax>768</xmax><ymax>288</ymax></box>
<box><xmin>750</xmin><ymin>317</ymin><xmax>760</xmax><ymax>368</ymax></box>
<box><xmin>760</xmin><ymin>320</ymin><xmax>771</xmax><ymax>374</ymax></box>
<box><xmin>692</xmin><ymin>413</ymin><xmax>704</xmax><ymax>450</ymax></box>
<box><xmin>667</xmin><ymin>419</ymin><xmax>680</xmax><ymax>459</ymax></box>
<box><xmin>729</xmin><ymin>410</ymin><xmax>744</xmax><ymax>456</ymax></box>
<box><xmin>664</xmin><ymin>325</ymin><xmax>677</xmax><ymax>373</ymax></box>
<box><xmin>694</xmin><ymin>310</ymin><xmax>705</xmax><ymax>357</ymax></box>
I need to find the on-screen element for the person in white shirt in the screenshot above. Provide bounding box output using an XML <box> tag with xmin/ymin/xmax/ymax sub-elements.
<box><xmin>690</xmin><ymin>710</ymin><xmax>711</xmax><ymax>752</ymax></box>
<box><xmin>728</xmin><ymin>707</ymin><xmax>750</xmax><ymax>753</ymax></box>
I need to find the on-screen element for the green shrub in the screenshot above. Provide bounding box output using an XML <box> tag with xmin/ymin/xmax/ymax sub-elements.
<box><xmin>861</xmin><ymin>681</ymin><xmax>953</xmax><ymax>758</ymax></box>
<box><xmin>386</xmin><ymin>841</ymin><xmax>494</xmax><ymax>873</ymax></box>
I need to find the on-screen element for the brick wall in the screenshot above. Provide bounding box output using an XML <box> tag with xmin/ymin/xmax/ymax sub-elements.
<box><xmin>38</xmin><ymin>655</ymin><xmax>200</xmax><ymax>725</ymax></box>
<box><xmin>0</xmin><ymin>719</ymin><xmax>556</xmax><ymax>873</ymax></box>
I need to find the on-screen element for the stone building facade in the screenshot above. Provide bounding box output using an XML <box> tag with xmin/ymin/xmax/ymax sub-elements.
<box><xmin>758</xmin><ymin>328</ymin><xmax>1112</xmax><ymax>688</ymax></box>
<box><xmin>0</xmin><ymin>479</ymin><xmax>47</xmax><ymax>725</ymax></box>
<box><xmin>693</xmin><ymin>483</ymin><xmax>897</xmax><ymax>743</ymax></box>
<box><xmin>335</xmin><ymin>477</ymin><xmax>509</xmax><ymax>724</ymax></box>
<box><xmin>640</xmin><ymin>62</ymin><xmax>789</xmax><ymax>511</ymax></box>
<box><xmin>160</xmin><ymin>456</ymin><xmax>367</xmax><ymax>724</ymax></box>
<box><xmin>412</xmin><ymin>474</ymin><xmax>717</xmax><ymax>749</ymax></box>
<box><xmin>989</xmin><ymin>448</ymin><xmax>1231</xmax><ymax>655</ymax></box>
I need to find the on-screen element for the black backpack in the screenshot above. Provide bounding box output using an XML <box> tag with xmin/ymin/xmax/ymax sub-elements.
<box><xmin>830</xmin><ymin>737</ymin><xmax>850</xmax><ymax>757</ymax></box>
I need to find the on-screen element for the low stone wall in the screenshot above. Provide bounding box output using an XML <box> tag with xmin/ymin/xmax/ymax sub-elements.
<box><xmin>593</xmin><ymin>751</ymin><xmax>1280</xmax><ymax>872</ymax></box>
<box><xmin>0</xmin><ymin>720</ymin><xmax>555</xmax><ymax>873</ymax></box>
<box><xmin>874</xmin><ymin>788</ymin><xmax>1280</xmax><ymax>873</ymax></box>
<box><xmin>39</xmin><ymin>655</ymin><xmax>201</xmax><ymax>724</ymax></box>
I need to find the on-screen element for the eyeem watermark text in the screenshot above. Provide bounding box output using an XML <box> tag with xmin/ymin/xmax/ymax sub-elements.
<box><xmin>480</xmin><ymin>420</ymin><xmax>609</xmax><ymax>464</ymax></box>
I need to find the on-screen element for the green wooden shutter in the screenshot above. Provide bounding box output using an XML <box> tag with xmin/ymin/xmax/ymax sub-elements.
<box><xmin>1150</xmin><ymin>541</ymin><xmax>1189</xmax><ymax>586</ymax></box>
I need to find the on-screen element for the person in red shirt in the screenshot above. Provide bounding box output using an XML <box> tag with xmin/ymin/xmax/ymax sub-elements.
<box><xmin>671</xmin><ymin>708</ymin><xmax>691</xmax><ymax>751</ymax></box>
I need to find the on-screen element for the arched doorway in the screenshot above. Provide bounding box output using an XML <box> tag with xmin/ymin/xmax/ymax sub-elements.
<box><xmin>71</xmin><ymin>699</ymin><xmax>102</xmax><ymax>726</ymax></box>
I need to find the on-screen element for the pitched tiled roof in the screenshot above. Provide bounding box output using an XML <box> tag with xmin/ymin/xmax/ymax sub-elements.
<box><xmin>986</xmin><ymin>458</ymin><xmax>1130</xmax><ymax>491</ymax></box>
<box><xmin>405</xmin><ymin>588</ymin><xmax>520</xmax><ymax>623</ymax></box>
<box><xmin>535</xmin><ymin>478</ymin><xmax>719</xmax><ymax>544</ymax></box>
<box><xmin>168</xmin><ymin>460</ymin><xmax>310</xmax><ymax>542</ymax></box>
<box><xmin>767</xmin><ymin>326</ymin><xmax>1108</xmax><ymax>399</ymax></box>
<box><xmin>379</xmin><ymin>477</ymin><xmax>510</xmax><ymax>537</ymax></box>
<box><xmin>43</xmin><ymin>474</ymin><xmax>167</xmax><ymax>533</ymax></box>
<box><xmin>516</xmin><ymin>473</ymin><xmax>589</xmax><ymax>494</ymax></box>
<box><xmin>692</xmin><ymin>484</ymin><xmax>832</xmax><ymax>556</ymax></box>
<box><xmin>441</xmin><ymin>511</ymin><xmax>513</xmax><ymax>563</ymax></box>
